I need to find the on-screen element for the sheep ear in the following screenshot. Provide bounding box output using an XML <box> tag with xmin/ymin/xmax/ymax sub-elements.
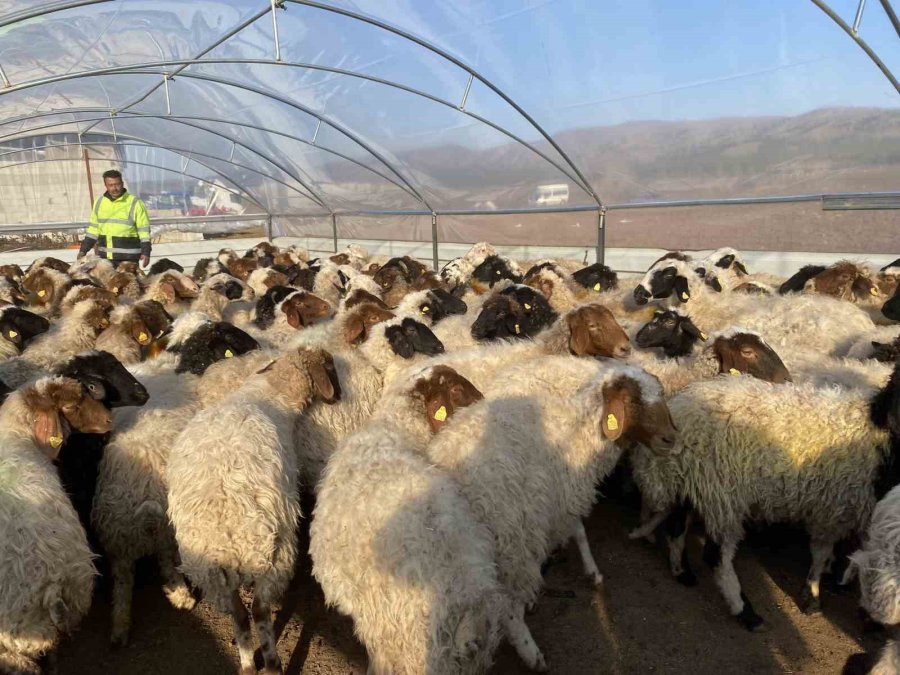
<box><xmin>131</xmin><ymin>318</ymin><xmax>151</xmax><ymax>345</ymax></box>
<box><xmin>33</xmin><ymin>409</ymin><xmax>66</xmax><ymax>458</ymax></box>
<box><xmin>343</xmin><ymin>314</ymin><xmax>367</xmax><ymax>345</ymax></box>
<box><xmin>674</xmin><ymin>275</ymin><xmax>691</xmax><ymax>301</ymax></box>
<box><xmin>386</xmin><ymin>325</ymin><xmax>415</xmax><ymax>358</ymax></box>
<box><xmin>601</xmin><ymin>385</ymin><xmax>628</xmax><ymax>441</ymax></box>
<box><xmin>567</xmin><ymin>312</ymin><xmax>591</xmax><ymax>356</ymax></box>
<box><xmin>680</xmin><ymin>319</ymin><xmax>702</xmax><ymax>340</ymax></box>
<box><xmin>158</xmin><ymin>281</ymin><xmax>176</xmax><ymax>304</ymax></box>
<box><xmin>425</xmin><ymin>393</ymin><xmax>450</xmax><ymax>433</ymax></box>
<box><xmin>309</xmin><ymin>361</ymin><xmax>337</xmax><ymax>401</ymax></box>
<box><xmin>537</xmin><ymin>277</ymin><xmax>554</xmax><ymax>299</ymax></box>
<box><xmin>714</xmin><ymin>339</ymin><xmax>743</xmax><ymax>376</ymax></box>
<box><xmin>284</xmin><ymin>304</ymin><xmax>303</xmax><ymax>329</ymax></box>
<box><xmin>716</xmin><ymin>254</ymin><xmax>735</xmax><ymax>269</ymax></box>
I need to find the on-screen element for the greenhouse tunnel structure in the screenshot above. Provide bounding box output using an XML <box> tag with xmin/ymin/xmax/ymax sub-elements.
<box><xmin>0</xmin><ymin>0</ymin><xmax>897</xmax><ymax>273</ymax></box>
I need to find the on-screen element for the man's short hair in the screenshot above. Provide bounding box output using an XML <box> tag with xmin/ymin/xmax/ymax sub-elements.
<box><xmin>102</xmin><ymin>169</ymin><xmax>123</xmax><ymax>180</ymax></box>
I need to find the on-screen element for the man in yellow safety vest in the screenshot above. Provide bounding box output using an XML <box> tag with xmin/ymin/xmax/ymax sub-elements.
<box><xmin>78</xmin><ymin>169</ymin><xmax>151</xmax><ymax>268</ymax></box>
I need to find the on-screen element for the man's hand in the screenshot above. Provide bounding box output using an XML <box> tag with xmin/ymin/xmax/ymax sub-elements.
<box><xmin>140</xmin><ymin>254</ymin><xmax>150</xmax><ymax>269</ymax></box>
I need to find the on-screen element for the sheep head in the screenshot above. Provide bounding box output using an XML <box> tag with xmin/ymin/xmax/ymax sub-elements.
<box><xmin>412</xmin><ymin>365</ymin><xmax>483</xmax><ymax>434</ymax></box>
<box><xmin>568</xmin><ymin>304</ymin><xmax>632</xmax><ymax>358</ymax></box>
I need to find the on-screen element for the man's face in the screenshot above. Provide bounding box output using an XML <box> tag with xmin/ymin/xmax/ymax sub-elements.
<box><xmin>104</xmin><ymin>176</ymin><xmax>125</xmax><ymax>199</ymax></box>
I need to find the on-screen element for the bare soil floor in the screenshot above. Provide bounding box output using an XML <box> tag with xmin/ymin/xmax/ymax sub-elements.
<box><xmin>57</xmin><ymin>494</ymin><xmax>880</xmax><ymax>675</ymax></box>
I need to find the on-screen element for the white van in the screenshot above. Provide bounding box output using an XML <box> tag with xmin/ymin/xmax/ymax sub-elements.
<box><xmin>529</xmin><ymin>183</ymin><xmax>569</xmax><ymax>207</ymax></box>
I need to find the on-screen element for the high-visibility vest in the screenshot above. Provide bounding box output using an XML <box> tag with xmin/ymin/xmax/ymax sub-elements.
<box><xmin>82</xmin><ymin>191</ymin><xmax>150</xmax><ymax>261</ymax></box>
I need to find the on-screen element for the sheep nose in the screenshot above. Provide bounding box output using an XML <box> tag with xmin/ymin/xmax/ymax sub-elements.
<box><xmin>615</xmin><ymin>343</ymin><xmax>632</xmax><ymax>358</ymax></box>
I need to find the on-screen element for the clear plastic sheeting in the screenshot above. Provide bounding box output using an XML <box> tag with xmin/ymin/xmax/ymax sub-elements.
<box><xmin>0</xmin><ymin>0</ymin><xmax>897</xmax><ymax>246</ymax></box>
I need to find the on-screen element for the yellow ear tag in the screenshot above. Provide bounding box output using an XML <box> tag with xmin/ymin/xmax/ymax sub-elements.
<box><xmin>37</xmin><ymin>289</ymin><xmax>46</xmax><ymax>297</ymax></box>
<box><xmin>681</xmin><ymin>292</ymin><xmax>689</xmax><ymax>301</ymax></box>
<box><xmin>729</xmin><ymin>368</ymin><xmax>741</xmax><ymax>376</ymax></box>
<box><xmin>138</xmin><ymin>332</ymin><xmax>150</xmax><ymax>344</ymax></box>
<box><xmin>593</xmin><ymin>282</ymin><xmax>601</xmax><ymax>291</ymax></box>
<box><xmin>606</xmin><ymin>414</ymin><xmax>619</xmax><ymax>431</ymax></box>
<box><xmin>112</xmin><ymin>287</ymin><xmax>119</xmax><ymax>294</ymax></box>
<box><xmin>700</xmin><ymin>332</ymin><xmax>708</xmax><ymax>340</ymax></box>
<box><xmin>224</xmin><ymin>349</ymin><xmax>234</xmax><ymax>358</ymax></box>
<box><xmin>8</xmin><ymin>330</ymin><xmax>17</xmax><ymax>338</ymax></box>
<box><xmin>433</xmin><ymin>405</ymin><xmax>447</xmax><ymax>421</ymax></box>
<box><xmin>870</xmin><ymin>287</ymin><xmax>879</xmax><ymax>296</ymax></box>
<box><xmin>49</xmin><ymin>435</ymin><xmax>63</xmax><ymax>449</ymax></box>
<box><xmin>421</xmin><ymin>306</ymin><xmax>429</xmax><ymax>313</ymax></box>
<box><xmin>524</xmin><ymin>303</ymin><xmax>532</xmax><ymax>310</ymax></box>
<box><xmin>514</xmin><ymin>324</ymin><xmax>521</xmax><ymax>335</ymax></box>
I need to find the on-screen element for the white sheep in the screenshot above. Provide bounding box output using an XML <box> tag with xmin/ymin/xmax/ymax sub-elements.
<box><xmin>142</xmin><ymin>270</ymin><xmax>201</xmax><ymax>315</ymax></box>
<box><xmin>167</xmin><ymin>347</ymin><xmax>339</xmax><ymax>675</ymax></box>
<box><xmin>189</xmin><ymin>273</ymin><xmax>251</xmax><ymax>320</ymax></box>
<box><xmin>93</xmin><ymin>300</ymin><xmax>172</xmax><ymax>366</ymax></box>
<box><xmin>630</xmin><ymin>374</ymin><xmax>896</xmax><ymax>629</ymax></box>
<box><xmin>294</xmin><ymin>311</ymin><xmax>445</xmax><ymax>489</ymax></box>
<box><xmin>310</xmin><ymin>365</ymin><xmax>505</xmax><ymax>675</ymax></box>
<box><xmin>0</xmin><ymin>376</ymin><xmax>111</xmax><ymax>674</ymax></box>
<box><xmin>425</xmin><ymin>358</ymin><xmax>678</xmax><ymax>670</ymax></box>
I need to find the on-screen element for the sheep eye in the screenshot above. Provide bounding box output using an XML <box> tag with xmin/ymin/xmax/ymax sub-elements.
<box><xmin>87</xmin><ymin>383</ymin><xmax>98</xmax><ymax>392</ymax></box>
<box><xmin>740</xmin><ymin>348</ymin><xmax>756</xmax><ymax>358</ymax></box>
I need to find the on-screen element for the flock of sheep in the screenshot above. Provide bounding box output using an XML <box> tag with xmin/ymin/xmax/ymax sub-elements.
<box><xmin>0</xmin><ymin>239</ymin><xmax>898</xmax><ymax>675</ymax></box>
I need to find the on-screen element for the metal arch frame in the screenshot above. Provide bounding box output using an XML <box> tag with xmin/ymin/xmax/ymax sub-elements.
<box><xmin>284</xmin><ymin>0</ymin><xmax>602</xmax><ymax>207</ymax></box>
<box><xmin>0</xmin><ymin>61</ymin><xmax>595</xmax><ymax>211</ymax></box>
<box><xmin>0</xmin><ymin>153</ymin><xmax>271</xmax><ymax>214</ymax></box>
<box><xmin>810</xmin><ymin>0</ymin><xmax>900</xmax><ymax>93</ymax></box>
<box><xmin>85</xmin><ymin>110</ymin><xmax>332</xmax><ymax>212</ymax></box>
<box><xmin>0</xmin><ymin>0</ymin><xmax>114</xmax><ymax>29</ymax></box>
<box><xmin>0</xmin><ymin>137</ymin><xmax>274</xmax><ymax>213</ymax></box>
<box><xmin>0</xmin><ymin>108</ymin><xmax>425</xmax><ymax>206</ymax></box>
<box><xmin>3</xmin><ymin>136</ymin><xmax>327</xmax><ymax>213</ymax></box>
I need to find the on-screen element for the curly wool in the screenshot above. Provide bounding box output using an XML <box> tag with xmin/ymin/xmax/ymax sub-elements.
<box><xmin>851</xmin><ymin>485</ymin><xmax>900</xmax><ymax>626</ymax></box>
<box><xmin>310</xmin><ymin>375</ymin><xmax>504</xmax><ymax>675</ymax></box>
<box><xmin>167</xmin><ymin>356</ymin><xmax>319</xmax><ymax>613</ymax></box>
<box><xmin>0</xmin><ymin>391</ymin><xmax>95</xmax><ymax>666</ymax></box>
<box><xmin>0</xmin><ymin>300</ymin><xmax>109</xmax><ymax>388</ymax></box>
<box><xmin>425</xmin><ymin>358</ymin><xmax>650</xmax><ymax>608</ymax></box>
<box><xmin>630</xmin><ymin>377</ymin><xmax>890</xmax><ymax>544</ymax></box>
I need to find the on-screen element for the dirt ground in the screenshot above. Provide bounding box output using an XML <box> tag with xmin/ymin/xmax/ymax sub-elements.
<box><xmin>56</xmin><ymin>492</ymin><xmax>880</xmax><ymax>675</ymax></box>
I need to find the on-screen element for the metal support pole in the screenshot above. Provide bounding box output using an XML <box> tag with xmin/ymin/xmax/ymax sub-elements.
<box><xmin>596</xmin><ymin>208</ymin><xmax>606</xmax><ymax>265</ymax></box>
<box><xmin>163</xmin><ymin>74</ymin><xmax>171</xmax><ymax>114</ymax></box>
<box><xmin>854</xmin><ymin>0</ymin><xmax>868</xmax><ymax>32</ymax></box>
<box><xmin>83</xmin><ymin>146</ymin><xmax>95</xmax><ymax>207</ymax></box>
<box><xmin>431</xmin><ymin>212</ymin><xmax>439</xmax><ymax>271</ymax></box>
<box><xmin>331</xmin><ymin>213</ymin><xmax>338</xmax><ymax>253</ymax></box>
<box><xmin>459</xmin><ymin>74</ymin><xmax>474</xmax><ymax>111</ymax></box>
<box><xmin>271</xmin><ymin>0</ymin><xmax>283</xmax><ymax>62</ymax></box>
<box><xmin>266</xmin><ymin>214</ymin><xmax>273</xmax><ymax>241</ymax></box>
<box><xmin>0</xmin><ymin>64</ymin><xmax>10</xmax><ymax>88</ymax></box>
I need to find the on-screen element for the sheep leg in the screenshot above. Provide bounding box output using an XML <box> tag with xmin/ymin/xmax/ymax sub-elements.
<box><xmin>503</xmin><ymin>602</ymin><xmax>548</xmax><ymax>672</ymax></box>
<box><xmin>629</xmin><ymin>501</ymin><xmax>668</xmax><ymax>542</ymax></box>
<box><xmin>252</xmin><ymin>594</ymin><xmax>283</xmax><ymax>675</ymax></box>
<box><xmin>229</xmin><ymin>591</ymin><xmax>257</xmax><ymax>675</ymax></box>
<box><xmin>799</xmin><ymin>538</ymin><xmax>833</xmax><ymax>614</ymax></box>
<box><xmin>110</xmin><ymin>558</ymin><xmax>135</xmax><ymax>648</ymax></box>
<box><xmin>572</xmin><ymin>520</ymin><xmax>603</xmax><ymax>586</ymax></box>
<box><xmin>158</xmin><ymin>541</ymin><xmax>196</xmax><ymax>611</ymax></box>
<box><xmin>664</xmin><ymin>502</ymin><xmax>697</xmax><ymax>587</ymax></box>
<box><xmin>707</xmin><ymin>536</ymin><xmax>765</xmax><ymax>631</ymax></box>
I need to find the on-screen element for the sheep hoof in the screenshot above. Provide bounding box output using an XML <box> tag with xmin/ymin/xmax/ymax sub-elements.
<box><xmin>736</xmin><ymin>606</ymin><xmax>766</xmax><ymax>632</ymax></box>
<box><xmin>110</xmin><ymin>631</ymin><xmax>129</xmax><ymax>649</ymax></box>
<box><xmin>239</xmin><ymin>667</ymin><xmax>256</xmax><ymax>675</ymax></box>
<box><xmin>799</xmin><ymin>591</ymin><xmax>821</xmax><ymax>615</ymax></box>
<box><xmin>164</xmin><ymin>585</ymin><xmax>197</xmax><ymax>611</ymax></box>
<box><xmin>530</xmin><ymin>652</ymin><xmax>549</xmax><ymax>672</ymax></box>
<box><xmin>675</xmin><ymin>570</ymin><xmax>698</xmax><ymax>587</ymax></box>
<box><xmin>587</xmin><ymin>572</ymin><xmax>603</xmax><ymax>587</ymax></box>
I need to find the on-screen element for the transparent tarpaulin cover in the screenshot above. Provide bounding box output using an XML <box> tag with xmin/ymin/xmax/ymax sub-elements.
<box><xmin>0</xmin><ymin>0</ymin><xmax>897</xmax><ymax>228</ymax></box>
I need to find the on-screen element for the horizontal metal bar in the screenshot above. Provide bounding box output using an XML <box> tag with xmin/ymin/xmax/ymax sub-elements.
<box><xmin>604</xmin><ymin>192</ymin><xmax>900</xmax><ymax>210</ymax></box>
<box><xmin>0</xmin><ymin>213</ymin><xmax>277</xmax><ymax>234</ymax></box>
<box><xmin>823</xmin><ymin>193</ymin><xmax>900</xmax><ymax>209</ymax></box>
